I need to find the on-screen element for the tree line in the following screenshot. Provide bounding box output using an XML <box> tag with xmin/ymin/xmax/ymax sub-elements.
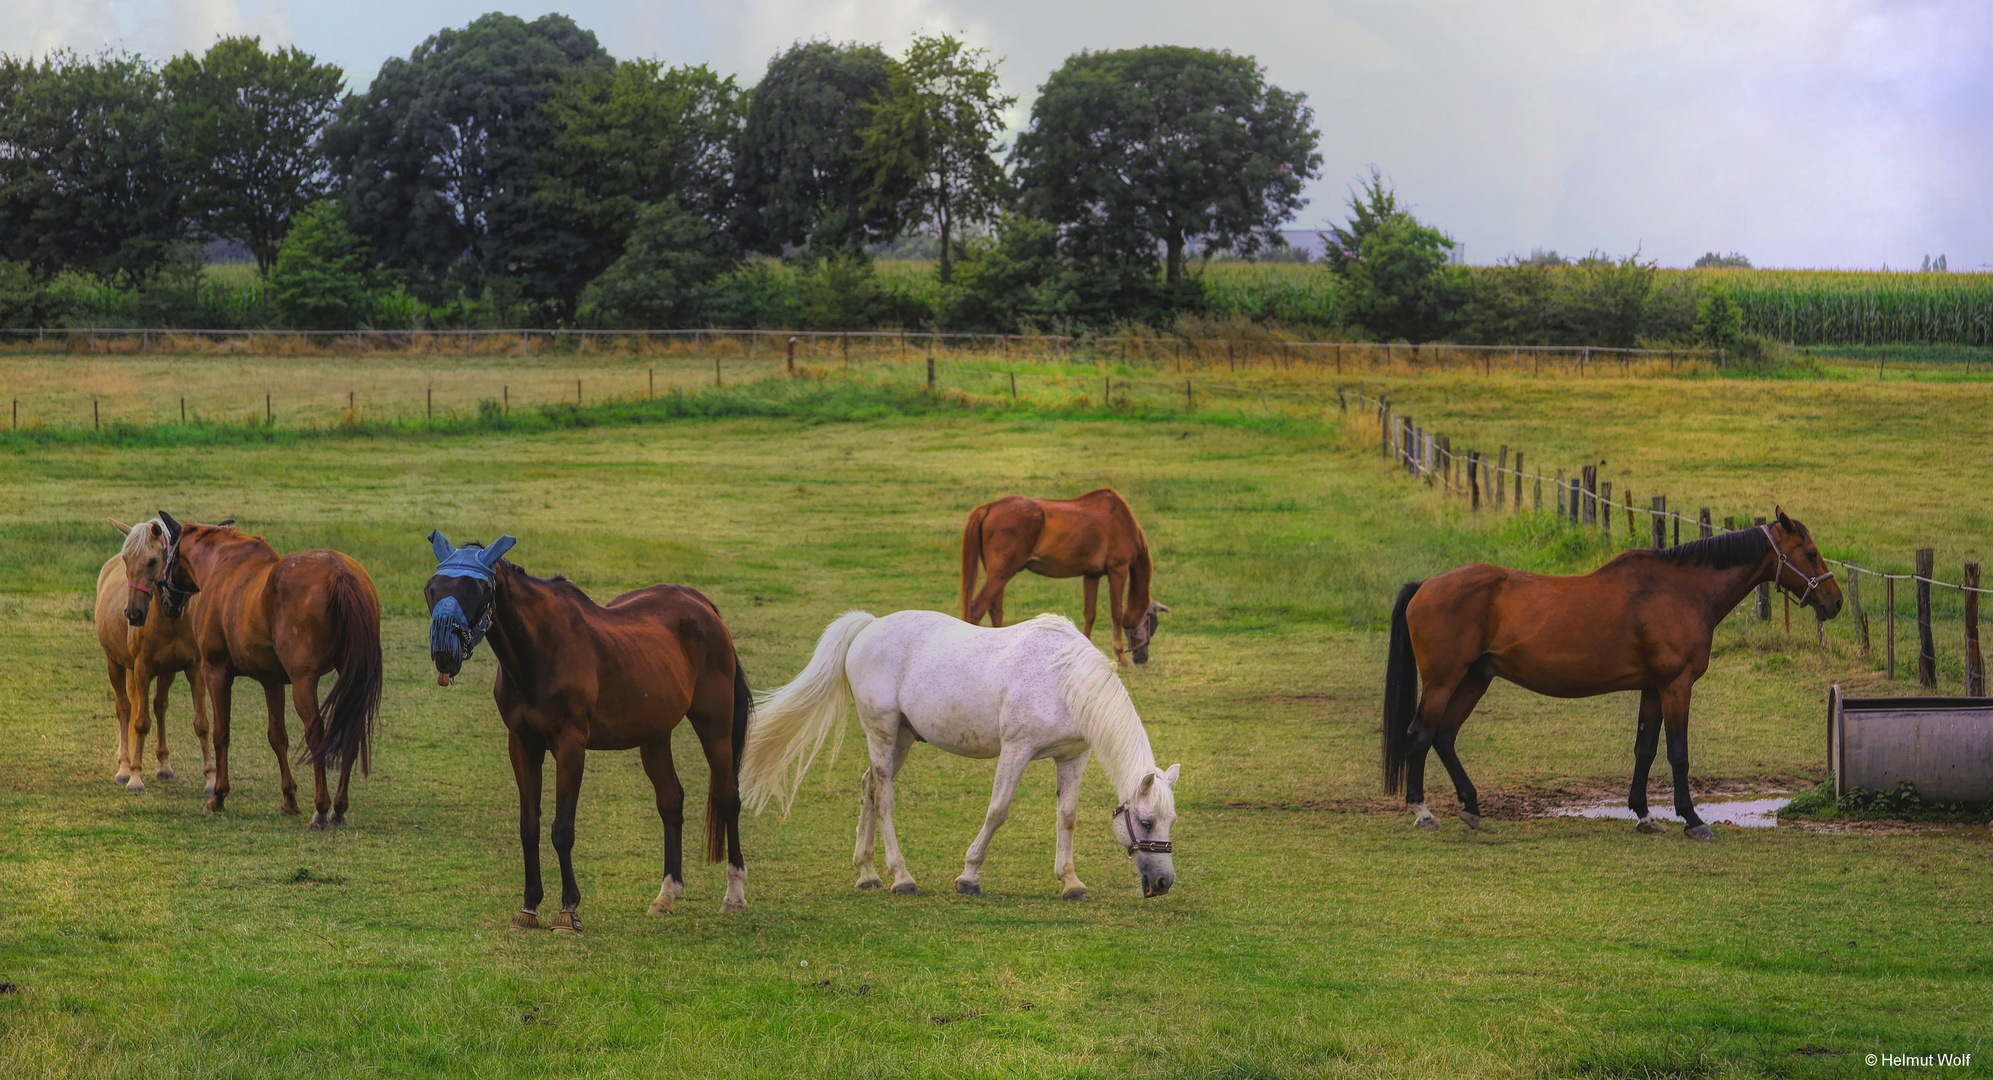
<box><xmin>0</xmin><ymin>15</ymin><xmax>1321</xmax><ymax>333</ymax></box>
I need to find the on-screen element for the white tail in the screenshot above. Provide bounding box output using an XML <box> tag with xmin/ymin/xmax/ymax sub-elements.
<box><xmin>740</xmin><ymin>611</ymin><xmax>877</xmax><ymax>815</ymax></box>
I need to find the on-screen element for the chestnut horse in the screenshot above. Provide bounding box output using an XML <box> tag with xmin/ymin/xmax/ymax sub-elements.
<box><xmin>95</xmin><ymin>518</ymin><xmax>212</xmax><ymax>794</ymax></box>
<box><xmin>155</xmin><ymin>513</ymin><xmax>383</xmax><ymax>826</ymax></box>
<box><xmin>1383</xmin><ymin>508</ymin><xmax>1842</xmax><ymax>839</ymax></box>
<box><xmin>960</xmin><ymin>489</ymin><xmax>1168</xmax><ymax>664</ymax></box>
<box><xmin>424</xmin><ymin>532</ymin><xmax>751</xmax><ymax>933</ymax></box>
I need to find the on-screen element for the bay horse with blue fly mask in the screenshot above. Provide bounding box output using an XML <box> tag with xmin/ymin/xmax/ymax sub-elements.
<box><xmin>424</xmin><ymin>532</ymin><xmax>752</xmax><ymax>933</ymax></box>
<box><xmin>153</xmin><ymin>513</ymin><xmax>383</xmax><ymax>826</ymax></box>
<box><xmin>1382</xmin><ymin>508</ymin><xmax>1842</xmax><ymax>838</ymax></box>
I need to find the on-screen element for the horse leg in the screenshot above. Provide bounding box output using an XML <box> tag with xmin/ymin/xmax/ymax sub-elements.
<box><xmin>874</xmin><ymin>723</ymin><xmax>919</xmax><ymax>894</ymax></box>
<box><xmin>204</xmin><ymin>665</ymin><xmax>233</xmax><ymax>812</ymax></box>
<box><xmin>548</xmin><ymin>733</ymin><xmax>588</xmax><ymax>932</ymax></box>
<box><xmin>1106</xmin><ymin>568</ymin><xmax>1130</xmax><ymax>664</ymax></box>
<box><xmin>640</xmin><ymin>740</ymin><xmax>686</xmax><ymax>914</ymax></box>
<box><xmin>508</xmin><ymin>727</ymin><xmax>546</xmax><ymax>929</ymax></box>
<box><xmin>108</xmin><ymin>659</ymin><xmax>134</xmax><ymax>788</ymax></box>
<box><xmin>1434</xmin><ymin>670</ymin><xmax>1492</xmax><ymax>827</ymax></box>
<box><xmin>293</xmin><ymin>674</ymin><xmax>333</xmax><ymax>830</ymax></box>
<box><xmin>1081</xmin><ymin>575</ymin><xmax>1101</xmax><ymax>639</ymax></box>
<box><xmin>1630</xmin><ymin>688</ymin><xmax>1666</xmax><ymax>833</ymax></box>
<box><xmin>264</xmin><ymin>682</ymin><xmax>299</xmax><ymax>816</ymax></box>
<box><xmin>1052</xmin><ymin>751</ymin><xmax>1091</xmax><ymax>900</ymax></box>
<box><xmin>148</xmin><ymin>668</ymin><xmax>177</xmax><ymax>781</ymax></box>
<box><xmin>970</xmin><ymin>552</ymin><xmax>1028</xmax><ymax>627</ymax></box>
<box><xmin>123</xmin><ymin>661</ymin><xmax>158</xmax><ymax>793</ymax></box>
<box><xmin>188</xmin><ymin>667</ymin><xmax>215</xmax><ymax>798</ymax></box>
<box><xmin>1663</xmin><ymin>681</ymin><xmax>1711</xmax><ymax>840</ymax></box>
<box><xmin>955</xmin><ymin>745</ymin><xmax>1033</xmax><ymax>897</ymax></box>
<box><xmin>690</xmin><ymin>708</ymin><xmax>747</xmax><ymax>913</ymax></box>
<box><xmin>853</xmin><ymin>762</ymin><xmax>883</xmax><ymax>890</ymax></box>
<box><xmin>332</xmin><ymin>753</ymin><xmax>355</xmax><ymax>826</ymax></box>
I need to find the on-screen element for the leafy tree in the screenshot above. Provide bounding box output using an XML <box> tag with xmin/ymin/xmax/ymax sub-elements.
<box><xmin>942</xmin><ymin>217</ymin><xmax>1076</xmax><ymax>331</ymax></box>
<box><xmin>1693</xmin><ymin>251</ymin><xmax>1751</xmax><ymax>269</ymax></box>
<box><xmin>798</xmin><ymin>252</ymin><xmax>886</xmax><ymax>329</ymax></box>
<box><xmin>324</xmin><ymin>13</ymin><xmax>611</xmax><ymax>312</ymax></box>
<box><xmin>0</xmin><ymin>51</ymin><xmax>182</xmax><ymax>281</ymax></box>
<box><xmin>579</xmin><ymin>199</ymin><xmax>739</xmax><ymax>327</ymax></box>
<box><xmin>539</xmin><ymin>59</ymin><xmax>745</xmax><ymax>285</ymax></box>
<box><xmin>1564</xmin><ymin>252</ymin><xmax>1655</xmax><ymax>347</ymax></box>
<box><xmin>856</xmin><ymin>34</ymin><xmax>1012</xmax><ymax>284</ymax></box>
<box><xmin>269</xmin><ymin>200</ymin><xmax>391</xmax><ymax>329</ymax></box>
<box><xmin>163</xmin><ymin>37</ymin><xmax>344</xmax><ymax>277</ymax></box>
<box><xmin>1695</xmin><ymin>290</ymin><xmax>1742</xmax><ymax>349</ymax></box>
<box><xmin>1339</xmin><ymin>214</ymin><xmax>1463</xmax><ymax>342</ymax></box>
<box><xmin>0</xmin><ymin>260</ymin><xmax>72</xmax><ymax>327</ymax></box>
<box><xmin>1011</xmin><ymin>46</ymin><xmax>1320</xmax><ymax>284</ymax></box>
<box><xmin>734</xmin><ymin>41</ymin><xmax>898</xmax><ymax>256</ymax></box>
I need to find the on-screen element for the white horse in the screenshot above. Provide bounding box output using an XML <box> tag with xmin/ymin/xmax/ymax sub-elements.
<box><xmin>741</xmin><ymin>610</ymin><xmax>1179</xmax><ymax>899</ymax></box>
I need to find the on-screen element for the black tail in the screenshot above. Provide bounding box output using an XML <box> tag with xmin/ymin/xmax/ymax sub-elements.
<box><xmin>315</xmin><ymin>570</ymin><xmax>383</xmax><ymax>775</ymax></box>
<box><xmin>1382</xmin><ymin>581</ymin><xmax>1422</xmax><ymax>795</ymax></box>
<box><xmin>707</xmin><ymin>650</ymin><xmax>751</xmax><ymax>864</ymax></box>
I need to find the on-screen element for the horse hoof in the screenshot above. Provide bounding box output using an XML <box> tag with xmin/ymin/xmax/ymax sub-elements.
<box><xmin>1062</xmin><ymin>889</ymin><xmax>1091</xmax><ymax>902</ymax></box>
<box><xmin>647</xmin><ymin>900</ymin><xmax>672</xmax><ymax>916</ymax></box>
<box><xmin>1635</xmin><ymin>817</ymin><xmax>1667</xmax><ymax>835</ymax></box>
<box><xmin>856</xmin><ymin>879</ymin><xmax>884</xmax><ymax>891</ymax></box>
<box><xmin>114</xmin><ymin>771</ymin><xmax>132</xmax><ymax>787</ymax></box>
<box><xmin>1686</xmin><ymin>824</ymin><xmax>1715</xmax><ymax>841</ymax></box>
<box><xmin>156</xmin><ymin>767</ymin><xmax>176</xmax><ymax>782</ymax></box>
<box><xmin>722</xmin><ymin>898</ymin><xmax>746</xmax><ymax>914</ymax></box>
<box><xmin>281</xmin><ymin>803</ymin><xmax>300</xmax><ymax>817</ymax></box>
<box><xmin>204</xmin><ymin>797</ymin><xmax>224</xmax><ymax>813</ymax></box>
<box><xmin>955</xmin><ymin>881</ymin><xmax>981</xmax><ymax>897</ymax></box>
<box><xmin>204</xmin><ymin>782</ymin><xmax>216</xmax><ymax>799</ymax></box>
<box><xmin>125</xmin><ymin>779</ymin><xmax>145</xmax><ymax>795</ymax></box>
<box><xmin>1414</xmin><ymin>816</ymin><xmax>1438</xmax><ymax>831</ymax></box>
<box><xmin>308</xmin><ymin>812</ymin><xmax>329</xmax><ymax>831</ymax></box>
<box><xmin>332</xmin><ymin>813</ymin><xmax>346</xmax><ymax>827</ymax></box>
<box><xmin>510</xmin><ymin>910</ymin><xmax>541</xmax><ymax>930</ymax></box>
<box><xmin>1459</xmin><ymin>812</ymin><xmax>1482</xmax><ymax>829</ymax></box>
<box><xmin>891</xmin><ymin>883</ymin><xmax>919</xmax><ymax>896</ymax></box>
<box><xmin>549</xmin><ymin>911</ymin><xmax>581</xmax><ymax>934</ymax></box>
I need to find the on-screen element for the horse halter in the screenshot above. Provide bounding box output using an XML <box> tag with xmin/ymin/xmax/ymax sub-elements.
<box><xmin>1758</xmin><ymin>524</ymin><xmax>1833</xmax><ymax>607</ymax></box>
<box><xmin>1112</xmin><ymin>803</ymin><xmax>1174</xmax><ymax>855</ymax></box>
<box><xmin>148</xmin><ymin>534</ymin><xmax>199</xmax><ymax>615</ymax></box>
<box><xmin>428</xmin><ymin>531</ymin><xmax>516</xmax><ymax>660</ymax></box>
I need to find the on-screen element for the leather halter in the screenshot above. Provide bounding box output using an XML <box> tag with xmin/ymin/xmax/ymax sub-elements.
<box><xmin>1759</xmin><ymin>524</ymin><xmax>1833</xmax><ymax>606</ymax></box>
<box><xmin>1112</xmin><ymin>803</ymin><xmax>1173</xmax><ymax>855</ymax></box>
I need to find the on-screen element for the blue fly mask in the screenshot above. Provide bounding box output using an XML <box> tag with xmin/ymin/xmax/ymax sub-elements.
<box><xmin>427</xmin><ymin>530</ymin><xmax>516</xmax><ymax>669</ymax></box>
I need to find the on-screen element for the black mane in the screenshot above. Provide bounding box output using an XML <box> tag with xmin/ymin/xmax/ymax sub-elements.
<box><xmin>1657</xmin><ymin>527</ymin><xmax>1770</xmax><ymax>569</ymax></box>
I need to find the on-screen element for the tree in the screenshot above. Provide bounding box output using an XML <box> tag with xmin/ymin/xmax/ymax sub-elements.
<box><xmin>856</xmin><ymin>35</ymin><xmax>1012</xmax><ymax>284</ymax></box>
<box><xmin>538</xmin><ymin>59</ymin><xmax>744</xmax><ymax>286</ymax></box>
<box><xmin>163</xmin><ymin>37</ymin><xmax>344</xmax><ymax>277</ymax></box>
<box><xmin>734</xmin><ymin>41</ymin><xmax>898</xmax><ymax>256</ymax></box>
<box><xmin>579</xmin><ymin>199</ymin><xmax>738</xmax><ymax>327</ymax></box>
<box><xmin>324</xmin><ymin>13</ymin><xmax>611</xmax><ymax>311</ymax></box>
<box><xmin>0</xmin><ymin>51</ymin><xmax>181</xmax><ymax>281</ymax></box>
<box><xmin>1011</xmin><ymin>46</ymin><xmax>1320</xmax><ymax>285</ymax></box>
<box><xmin>269</xmin><ymin>200</ymin><xmax>390</xmax><ymax>329</ymax></box>
<box><xmin>1322</xmin><ymin>173</ymin><xmax>1464</xmax><ymax>342</ymax></box>
<box><xmin>1693</xmin><ymin>251</ymin><xmax>1751</xmax><ymax>269</ymax></box>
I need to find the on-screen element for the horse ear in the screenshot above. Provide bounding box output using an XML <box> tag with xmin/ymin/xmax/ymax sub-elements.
<box><xmin>1154</xmin><ymin>602</ymin><xmax>1171</xmax><ymax>614</ymax></box>
<box><xmin>157</xmin><ymin>511</ymin><xmax>181</xmax><ymax>539</ymax></box>
<box><xmin>111</xmin><ymin>518</ymin><xmax>131</xmax><ymax>535</ymax></box>
<box><xmin>1163</xmin><ymin>763</ymin><xmax>1180</xmax><ymax>788</ymax></box>
<box><xmin>1138</xmin><ymin>773</ymin><xmax>1155</xmax><ymax>796</ymax></box>
<box><xmin>481</xmin><ymin>535</ymin><xmax>517</xmax><ymax>566</ymax></box>
<box><xmin>428</xmin><ymin>530</ymin><xmax>456</xmax><ymax>562</ymax></box>
<box><xmin>1775</xmin><ymin>506</ymin><xmax>1793</xmax><ymax>529</ymax></box>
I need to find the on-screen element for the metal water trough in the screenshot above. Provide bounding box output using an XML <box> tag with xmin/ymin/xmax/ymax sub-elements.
<box><xmin>1829</xmin><ymin>686</ymin><xmax>1993</xmax><ymax>802</ymax></box>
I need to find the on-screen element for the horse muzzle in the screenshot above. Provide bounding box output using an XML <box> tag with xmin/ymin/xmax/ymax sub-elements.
<box><xmin>429</xmin><ymin>616</ymin><xmax>469</xmax><ymax>682</ymax></box>
<box><xmin>1136</xmin><ymin>853</ymin><xmax>1175</xmax><ymax>897</ymax></box>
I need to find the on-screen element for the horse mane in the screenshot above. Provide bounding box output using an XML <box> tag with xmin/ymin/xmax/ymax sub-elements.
<box><xmin>120</xmin><ymin>518</ymin><xmax>166</xmax><ymax>559</ymax></box>
<box><xmin>1041</xmin><ymin>615</ymin><xmax>1167</xmax><ymax>803</ymax></box>
<box><xmin>1657</xmin><ymin>527</ymin><xmax>1770</xmax><ymax>570</ymax></box>
<box><xmin>497</xmin><ymin>560</ymin><xmax>597</xmax><ymax>607</ymax></box>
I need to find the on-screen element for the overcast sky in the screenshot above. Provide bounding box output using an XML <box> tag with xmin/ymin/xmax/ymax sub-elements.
<box><xmin>7</xmin><ymin>0</ymin><xmax>1988</xmax><ymax>269</ymax></box>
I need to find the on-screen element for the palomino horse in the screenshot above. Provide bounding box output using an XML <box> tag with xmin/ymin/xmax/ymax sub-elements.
<box><xmin>960</xmin><ymin>489</ymin><xmax>1168</xmax><ymax>664</ymax></box>
<box><xmin>742</xmin><ymin>610</ymin><xmax>1179</xmax><ymax>899</ymax></box>
<box><xmin>155</xmin><ymin>513</ymin><xmax>383</xmax><ymax>826</ymax></box>
<box><xmin>1383</xmin><ymin>508</ymin><xmax>1842</xmax><ymax>839</ymax></box>
<box><xmin>95</xmin><ymin>518</ymin><xmax>212</xmax><ymax>794</ymax></box>
<box><xmin>424</xmin><ymin>533</ymin><xmax>752</xmax><ymax>932</ymax></box>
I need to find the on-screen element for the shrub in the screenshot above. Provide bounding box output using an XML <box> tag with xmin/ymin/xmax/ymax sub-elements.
<box><xmin>1695</xmin><ymin>291</ymin><xmax>1742</xmax><ymax>349</ymax></box>
<box><xmin>579</xmin><ymin>198</ymin><xmax>739</xmax><ymax>328</ymax></box>
<box><xmin>270</xmin><ymin>201</ymin><xmax>393</xmax><ymax>329</ymax></box>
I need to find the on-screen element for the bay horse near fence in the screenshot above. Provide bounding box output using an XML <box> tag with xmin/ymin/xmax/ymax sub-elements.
<box><xmin>424</xmin><ymin>532</ymin><xmax>752</xmax><ymax>933</ymax></box>
<box><xmin>95</xmin><ymin>518</ymin><xmax>212</xmax><ymax>794</ymax></box>
<box><xmin>154</xmin><ymin>513</ymin><xmax>383</xmax><ymax>826</ymax></box>
<box><xmin>960</xmin><ymin>489</ymin><xmax>1168</xmax><ymax>664</ymax></box>
<box><xmin>1383</xmin><ymin>508</ymin><xmax>1842</xmax><ymax>838</ymax></box>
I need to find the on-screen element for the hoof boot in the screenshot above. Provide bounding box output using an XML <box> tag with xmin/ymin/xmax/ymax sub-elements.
<box><xmin>891</xmin><ymin>882</ymin><xmax>919</xmax><ymax>896</ymax></box>
<box><xmin>1635</xmin><ymin>817</ymin><xmax>1668</xmax><ymax>834</ymax></box>
<box><xmin>956</xmin><ymin>881</ymin><xmax>982</xmax><ymax>897</ymax></box>
<box><xmin>1686</xmin><ymin>824</ymin><xmax>1714</xmax><ymax>841</ymax></box>
<box><xmin>510</xmin><ymin>910</ymin><xmax>541</xmax><ymax>930</ymax></box>
<box><xmin>549</xmin><ymin>910</ymin><xmax>581</xmax><ymax>934</ymax></box>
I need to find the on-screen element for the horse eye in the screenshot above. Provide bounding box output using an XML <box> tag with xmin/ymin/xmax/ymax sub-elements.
<box><xmin>1141</xmin><ymin>818</ymin><xmax>1155</xmax><ymax>830</ymax></box>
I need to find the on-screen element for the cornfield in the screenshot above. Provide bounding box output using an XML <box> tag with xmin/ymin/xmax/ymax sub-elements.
<box><xmin>1668</xmin><ymin>268</ymin><xmax>1993</xmax><ymax>346</ymax></box>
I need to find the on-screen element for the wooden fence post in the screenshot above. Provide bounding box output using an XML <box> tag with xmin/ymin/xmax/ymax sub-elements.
<box><xmin>1652</xmin><ymin>497</ymin><xmax>1667</xmax><ymax>550</ymax></box>
<box><xmin>1556</xmin><ymin>469</ymin><xmax>1566</xmax><ymax>516</ymax></box>
<box><xmin>1916</xmin><ymin>548</ymin><xmax>1937</xmax><ymax>689</ymax></box>
<box><xmin>1533</xmin><ymin>473</ymin><xmax>1541</xmax><ymax>512</ymax></box>
<box><xmin>1849</xmin><ymin>568</ymin><xmax>1869</xmax><ymax>659</ymax></box>
<box><xmin>1495</xmin><ymin>446</ymin><xmax>1507</xmax><ymax>508</ymax></box>
<box><xmin>1600</xmin><ymin>482</ymin><xmax>1612</xmax><ymax>541</ymax></box>
<box><xmin>1469</xmin><ymin>452</ymin><xmax>1480</xmax><ymax>511</ymax></box>
<box><xmin>1967</xmin><ymin>562</ymin><xmax>1984</xmax><ymax>696</ymax></box>
<box><xmin>1513</xmin><ymin>451</ymin><xmax>1523</xmax><ymax>510</ymax></box>
<box><xmin>787</xmin><ymin>336</ymin><xmax>797</xmax><ymax>375</ymax></box>
<box><xmin>928</xmin><ymin>356</ymin><xmax>937</xmax><ymax>390</ymax></box>
<box><xmin>1581</xmin><ymin>465</ymin><xmax>1597</xmax><ymax>525</ymax></box>
<box><xmin>1754</xmin><ymin>516</ymin><xmax>1770</xmax><ymax>619</ymax></box>
<box><xmin>1723</xmin><ymin>516</ymin><xmax>1735</xmax><ymax>532</ymax></box>
<box><xmin>426</xmin><ymin>386</ymin><xmax>433</xmax><ymax>423</ymax></box>
<box><xmin>1699</xmin><ymin>507</ymin><xmax>1712</xmax><ymax>539</ymax></box>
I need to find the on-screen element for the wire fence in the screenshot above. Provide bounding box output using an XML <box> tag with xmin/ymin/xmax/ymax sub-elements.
<box><xmin>1352</xmin><ymin>387</ymin><xmax>1987</xmax><ymax>696</ymax></box>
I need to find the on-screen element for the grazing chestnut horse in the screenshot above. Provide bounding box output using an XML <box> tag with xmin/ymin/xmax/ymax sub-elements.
<box><xmin>1383</xmin><ymin>508</ymin><xmax>1842</xmax><ymax>839</ymax></box>
<box><xmin>155</xmin><ymin>513</ymin><xmax>383</xmax><ymax>826</ymax></box>
<box><xmin>94</xmin><ymin>518</ymin><xmax>212</xmax><ymax>795</ymax></box>
<box><xmin>960</xmin><ymin>489</ymin><xmax>1168</xmax><ymax>664</ymax></box>
<box><xmin>424</xmin><ymin>532</ymin><xmax>751</xmax><ymax>933</ymax></box>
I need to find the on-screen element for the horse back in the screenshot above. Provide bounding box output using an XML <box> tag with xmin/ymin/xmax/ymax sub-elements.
<box><xmin>1026</xmin><ymin>489</ymin><xmax>1145</xmax><ymax>575</ymax></box>
<box><xmin>563</xmin><ymin>583</ymin><xmax>737</xmax><ymax>749</ymax></box>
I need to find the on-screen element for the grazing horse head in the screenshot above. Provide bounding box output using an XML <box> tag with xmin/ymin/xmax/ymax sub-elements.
<box><xmin>1126</xmin><ymin>601</ymin><xmax>1170</xmax><ymax>665</ymax></box>
<box><xmin>1766</xmin><ymin>507</ymin><xmax>1842</xmax><ymax>620</ymax></box>
<box><xmin>1113</xmin><ymin>763</ymin><xmax>1180</xmax><ymax>897</ymax></box>
<box><xmin>423</xmin><ymin>530</ymin><xmax>516</xmax><ymax>685</ymax></box>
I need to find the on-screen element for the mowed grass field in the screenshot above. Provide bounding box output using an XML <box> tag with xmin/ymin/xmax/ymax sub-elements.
<box><xmin>0</xmin><ymin>358</ymin><xmax>1989</xmax><ymax>1078</ymax></box>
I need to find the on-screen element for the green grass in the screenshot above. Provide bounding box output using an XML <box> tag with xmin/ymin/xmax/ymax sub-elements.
<box><xmin>0</xmin><ymin>373</ymin><xmax>1988</xmax><ymax>1077</ymax></box>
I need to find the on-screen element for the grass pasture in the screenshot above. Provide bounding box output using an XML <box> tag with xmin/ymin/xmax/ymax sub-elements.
<box><xmin>0</xmin><ymin>357</ymin><xmax>1989</xmax><ymax>1078</ymax></box>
